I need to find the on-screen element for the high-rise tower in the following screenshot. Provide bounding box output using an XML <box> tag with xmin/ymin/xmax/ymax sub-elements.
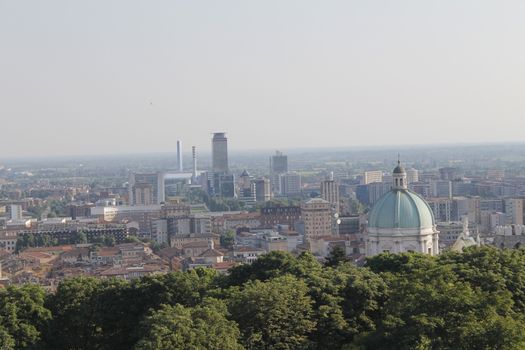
<box><xmin>192</xmin><ymin>146</ymin><xmax>198</xmax><ymax>183</ymax></box>
<box><xmin>176</xmin><ymin>140</ymin><xmax>183</xmax><ymax>172</ymax></box>
<box><xmin>212</xmin><ymin>132</ymin><xmax>229</xmax><ymax>173</ymax></box>
<box><xmin>270</xmin><ymin>151</ymin><xmax>288</xmax><ymax>194</ymax></box>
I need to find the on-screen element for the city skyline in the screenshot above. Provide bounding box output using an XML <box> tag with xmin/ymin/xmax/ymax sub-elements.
<box><xmin>1</xmin><ymin>1</ymin><xmax>524</xmax><ymax>157</ymax></box>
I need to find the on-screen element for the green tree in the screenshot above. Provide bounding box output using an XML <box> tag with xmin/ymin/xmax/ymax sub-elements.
<box><xmin>0</xmin><ymin>325</ymin><xmax>15</xmax><ymax>350</ymax></box>
<box><xmin>72</xmin><ymin>231</ymin><xmax>88</xmax><ymax>244</ymax></box>
<box><xmin>0</xmin><ymin>284</ymin><xmax>51</xmax><ymax>349</ymax></box>
<box><xmin>325</xmin><ymin>245</ymin><xmax>349</xmax><ymax>267</ymax></box>
<box><xmin>361</xmin><ymin>261</ymin><xmax>525</xmax><ymax>350</ymax></box>
<box><xmin>228</xmin><ymin>275</ymin><xmax>316</xmax><ymax>350</ymax></box>
<box><xmin>135</xmin><ymin>300</ymin><xmax>243</xmax><ymax>350</ymax></box>
<box><xmin>305</xmin><ymin>263</ymin><xmax>387</xmax><ymax>350</ymax></box>
<box><xmin>225</xmin><ymin>251</ymin><xmax>322</xmax><ymax>287</ymax></box>
<box><xmin>44</xmin><ymin>277</ymin><xmax>104</xmax><ymax>349</ymax></box>
<box><xmin>220</xmin><ymin>230</ymin><xmax>236</xmax><ymax>249</ymax></box>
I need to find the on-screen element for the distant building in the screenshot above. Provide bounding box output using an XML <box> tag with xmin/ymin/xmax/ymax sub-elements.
<box><xmin>270</xmin><ymin>151</ymin><xmax>288</xmax><ymax>195</ymax></box>
<box><xmin>504</xmin><ymin>198</ymin><xmax>524</xmax><ymax>225</ymax></box>
<box><xmin>253</xmin><ymin>178</ymin><xmax>271</xmax><ymax>203</ymax></box>
<box><xmin>406</xmin><ymin>168</ymin><xmax>419</xmax><ymax>184</ymax></box>
<box><xmin>212</xmin><ymin>173</ymin><xmax>235</xmax><ymax>198</ymax></box>
<box><xmin>132</xmin><ymin>183</ymin><xmax>154</xmax><ymax>205</ymax></box>
<box><xmin>279</xmin><ymin>172</ymin><xmax>302</xmax><ymax>197</ymax></box>
<box><xmin>67</xmin><ymin>203</ymin><xmax>95</xmax><ymax>220</ymax></box>
<box><xmin>431</xmin><ymin>180</ymin><xmax>452</xmax><ymax>198</ymax></box>
<box><xmin>356</xmin><ymin>182</ymin><xmax>390</xmax><ymax>206</ymax></box>
<box><xmin>129</xmin><ymin>172</ymin><xmax>165</xmax><ymax>205</ymax></box>
<box><xmin>176</xmin><ymin>140</ymin><xmax>183</xmax><ymax>172</ymax></box>
<box><xmin>320</xmin><ymin>177</ymin><xmax>339</xmax><ymax>213</ymax></box>
<box><xmin>212</xmin><ymin>132</ymin><xmax>229</xmax><ymax>173</ymax></box>
<box><xmin>260</xmin><ymin>205</ymin><xmax>301</xmax><ymax>230</ymax></box>
<box><xmin>486</xmin><ymin>169</ymin><xmax>505</xmax><ymax>181</ymax></box>
<box><xmin>337</xmin><ymin>215</ymin><xmax>361</xmax><ymax>235</ymax></box>
<box><xmin>362</xmin><ymin>170</ymin><xmax>383</xmax><ymax>185</ymax></box>
<box><xmin>427</xmin><ymin>198</ymin><xmax>454</xmax><ymax>222</ymax></box>
<box><xmin>238</xmin><ymin>170</ymin><xmax>254</xmax><ymax>203</ymax></box>
<box><xmin>7</xmin><ymin>204</ymin><xmax>22</xmax><ymax>220</ymax></box>
<box><xmin>439</xmin><ymin>167</ymin><xmax>462</xmax><ymax>181</ymax></box>
<box><xmin>437</xmin><ymin>221</ymin><xmax>465</xmax><ymax>248</ymax></box>
<box><xmin>302</xmin><ymin>198</ymin><xmax>332</xmax><ymax>240</ymax></box>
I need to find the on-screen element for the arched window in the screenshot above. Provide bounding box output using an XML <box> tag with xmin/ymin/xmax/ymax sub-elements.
<box><xmin>400</xmin><ymin>178</ymin><xmax>403</xmax><ymax>186</ymax></box>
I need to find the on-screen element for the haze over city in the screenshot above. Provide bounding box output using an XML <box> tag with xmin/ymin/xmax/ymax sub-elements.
<box><xmin>1</xmin><ymin>0</ymin><xmax>524</xmax><ymax>157</ymax></box>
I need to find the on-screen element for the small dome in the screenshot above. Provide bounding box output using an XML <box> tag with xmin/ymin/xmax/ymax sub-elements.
<box><xmin>368</xmin><ymin>189</ymin><xmax>435</xmax><ymax>230</ymax></box>
<box><xmin>393</xmin><ymin>164</ymin><xmax>406</xmax><ymax>174</ymax></box>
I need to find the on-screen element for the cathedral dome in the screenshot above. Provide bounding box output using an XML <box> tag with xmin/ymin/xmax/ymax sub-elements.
<box><xmin>368</xmin><ymin>189</ymin><xmax>435</xmax><ymax>230</ymax></box>
<box><xmin>365</xmin><ymin>161</ymin><xmax>439</xmax><ymax>257</ymax></box>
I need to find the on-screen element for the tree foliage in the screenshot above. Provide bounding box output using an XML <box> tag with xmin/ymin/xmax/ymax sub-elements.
<box><xmin>0</xmin><ymin>284</ymin><xmax>51</xmax><ymax>349</ymax></box>
<box><xmin>3</xmin><ymin>247</ymin><xmax>525</xmax><ymax>349</ymax></box>
<box><xmin>135</xmin><ymin>300</ymin><xmax>243</xmax><ymax>350</ymax></box>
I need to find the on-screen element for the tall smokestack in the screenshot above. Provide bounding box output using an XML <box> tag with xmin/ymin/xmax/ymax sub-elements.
<box><xmin>192</xmin><ymin>146</ymin><xmax>197</xmax><ymax>182</ymax></box>
<box><xmin>177</xmin><ymin>140</ymin><xmax>183</xmax><ymax>172</ymax></box>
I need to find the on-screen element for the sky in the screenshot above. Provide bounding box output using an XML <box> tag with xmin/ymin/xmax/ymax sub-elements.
<box><xmin>1</xmin><ymin>1</ymin><xmax>524</xmax><ymax>157</ymax></box>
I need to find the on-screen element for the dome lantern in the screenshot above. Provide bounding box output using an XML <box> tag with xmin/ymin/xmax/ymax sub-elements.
<box><xmin>392</xmin><ymin>160</ymin><xmax>407</xmax><ymax>190</ymax></box>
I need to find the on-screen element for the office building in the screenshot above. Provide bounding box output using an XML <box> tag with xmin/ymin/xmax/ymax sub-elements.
<box><xmin>212</xmin><ymin>132</ymin><xmax>229</xmax><ymax>173</ymax></box>
<box><xmin>432</xmin><ymin>180</ymin><xmax>452</xmax><ymax>198</ymax></box>
<box><xmin>270</xmin><ymin>151</ymin><xmax>288</xmax><ymax>194</ymax></box>
<box><xmin>279</xmin><ymin>172</ymin><xmax>302</xmax><ymax>197</ymax></box>
<box><xmin>504</xmin><ymin>198</ymin><xmax>524</xmax><ymax>225</ymax></box>
<box><xmin>212</xmin><ymin>173</ymin><xmax>235</xmax><ymax>198</ymax></box>
<box><xmin>253</xmin><ymin>178</ymin><xmax>271</xmax><ymax>203</ymax></box>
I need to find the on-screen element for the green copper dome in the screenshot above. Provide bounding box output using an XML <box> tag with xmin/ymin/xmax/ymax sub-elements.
<box><xmin>368</xmin><ymin>189</ymin><xmax>435</xmax><ymax>230</ymax></box>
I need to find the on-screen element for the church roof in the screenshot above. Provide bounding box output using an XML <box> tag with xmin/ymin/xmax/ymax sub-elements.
<box><xmin>368</xmin><ymin>189</ymin><xmax>435</xmax><ymax>230</ymax></box>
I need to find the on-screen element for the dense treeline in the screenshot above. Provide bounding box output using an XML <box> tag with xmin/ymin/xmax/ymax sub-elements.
<box><xmin>2</xmin><ymin>246</ymin><xmax>525</xmax><ymax>349</ymax></box>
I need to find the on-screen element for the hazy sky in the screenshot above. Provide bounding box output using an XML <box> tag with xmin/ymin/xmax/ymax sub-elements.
<box><xmin>1</xmin><ymin>1</ymin><xmax>524</xmax><ymax>157</ymax></box>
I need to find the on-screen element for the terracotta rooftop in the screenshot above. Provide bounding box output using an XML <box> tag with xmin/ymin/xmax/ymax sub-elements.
<box><xmin>97</xmin><ymin>247</ymin><xmax>120</xmax><ymax>257</ymax></box>
<box><xmin>199</xmin><ymin>249</ymin><xmax>224</xmax><ymax>257</ymax></box>
<box><xmin>182</xmin><ymin>241</ymin><xmax>211</xmax><ymax>249</ymax></box>
<box><xmin>157</xmin><ymin>247</ymin><xmax>182</xmax><ymax>259</ymax></box>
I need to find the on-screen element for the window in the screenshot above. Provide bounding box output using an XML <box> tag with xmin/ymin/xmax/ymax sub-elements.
<box><xmin>428</xmin><ymin>248</ymin><xmax>432</xmax><ymax>255</ymax></box>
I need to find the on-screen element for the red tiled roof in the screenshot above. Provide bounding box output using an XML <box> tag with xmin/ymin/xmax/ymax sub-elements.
<box><xmin>199</xmin><ymin>249</ymin><xmax>224</xmax><ymax>257</ymax></box>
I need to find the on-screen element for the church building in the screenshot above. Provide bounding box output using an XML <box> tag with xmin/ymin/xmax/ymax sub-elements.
<box><xmin>365</xmin><ymin>161</ymin><xmax>439</xmax><ymax>256</ymax></box>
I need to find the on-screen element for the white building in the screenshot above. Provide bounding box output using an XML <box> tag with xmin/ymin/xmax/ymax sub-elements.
<box><xmin>362</xmin><ymin>170</ymin><xmax>383</xmax><ymax>185</ymax></box>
